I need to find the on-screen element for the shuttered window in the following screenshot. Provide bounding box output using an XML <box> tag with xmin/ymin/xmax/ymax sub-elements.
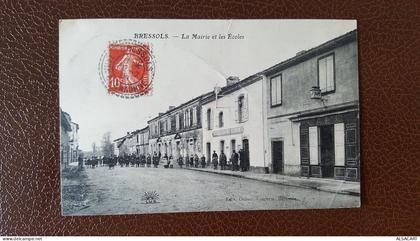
<box><xmin>219</xmin><ymin>112</ymin><xmax>224</xmax><ymax>128</ymax></box>
<box><xmin>334</xmin><ymin>123</ymin><xmax>345</xmax><ymax>166</ymax></box>
<box><xmin>192</xmin><ymin>107</ymin><xmax>197</xmax><ymax>125</ymax></box>
<box><xmin>207</xmin><ymin>108</ymin><xmax>212</xmax><ymax>130</ymax></box>
<box><xmin>318</xmin><ymin>54</ymin><xmax>335</xmax><ymax>93</ymax></box>
<box><xmin>309</xmin><ymin>126</ymin><xmax>319</xmax><ymax>165</ymax></box>
<box><xmin>237</xmin><ymin>94</ymin><xmax>249</xmax><ymax>123</ymax></box>
<box><xmin>175</xmin><ymin>114</ymin><xmax>180</xmax><ymax>130</ymax></box>
<box><xmin>270</xmin><ymin>74</ymin><xmax>282</xmax><ymax>106</ymax></box>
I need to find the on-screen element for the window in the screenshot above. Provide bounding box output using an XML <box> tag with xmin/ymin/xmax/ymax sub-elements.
<box><xmin>192</xmin><ymin>107</ymin><xmax>197</xmax><ymax>125</ymax></box>
<box><xmin>171</xmin><ymin>116</ymin><xmax>176</xmax><ymax>132</ymax></box>
<box><xmin>175</xmin><ymin>114</ymin><xmax>180</xmax><ymax>130</ymax></box>
<box><xmin>207</xmin><ymin>108</ymin><xmax>212</xmax><ymax>130</ymax></box>
<box><xmin>238</xmin><ymin>95</ymin><xmax>244</xmax><ymax>123</ymax></box>
<box><xmin>318</xmin><ymin>54</ymin><xmax>335</xmax><ymax>93</ymax></box>
<box><xmin>197</xmin><ymin>107</ymin><xmax>201</xmax><ymax>126</ymax></box>
<box><xmin>218</xmin><ymin>112</ymin><xmax>224</xmax><ymax>128</ymax></box>
<box><xmin>184</xmin><ymin>110</ymin><xmax>188</xmax><ymax>127</ymax></box>
<box><xmin>270</xmin><ymin>74</ymin><xmax>282</xmax><ymax>106</ymax></box>
<box><xmin>220</xmin><ymin>140</ymin><xmax>225</xmax><ymax>153</ymax></box>
<box><xmin>190</xmin><ymin>108</ymin><xmax>193</xmax><ymax>126</ymax></box>
<box><xmin>179</xmin><ymin>112</ymin><xmax>184</xmax><ymax>129</ymax></box>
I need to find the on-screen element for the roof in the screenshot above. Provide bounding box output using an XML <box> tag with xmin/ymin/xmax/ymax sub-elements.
<box><xmin>147</xmin><ymin>91</ymin><xmax>213</xmax><ymax>123</ymax></box>
<box><xmin>201</xmin><ymin>29</ymin><xmax>357</xmax><ymax>104</ymax></box>
<box><xmin>261</xmin><ymin>29</ymin><xmax>357</xmax><ymax>76</ymax></box>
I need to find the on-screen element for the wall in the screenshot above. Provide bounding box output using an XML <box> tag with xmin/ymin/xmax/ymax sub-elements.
<box><xmin>264</xmin><ymin>40</ymin><xmax>359</xmax><ymax>175</ymax></box>
<box><xmin>202</xmin><ymin>80</ymin><xmax>266</xmax><ymax>169</ymax></box>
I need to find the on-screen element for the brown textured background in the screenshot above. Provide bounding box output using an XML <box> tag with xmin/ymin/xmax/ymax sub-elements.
<box><xmin>1</xmin><ymin>0</ymin><xmax>419</xmax><ymax>236</ymax></box>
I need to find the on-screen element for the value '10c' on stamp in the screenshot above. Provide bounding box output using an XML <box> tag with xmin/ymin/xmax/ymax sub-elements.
<box><xmin>106</xmin><ymin>42</ymin><xmax>155</xmax><ymax>97</ymax></box>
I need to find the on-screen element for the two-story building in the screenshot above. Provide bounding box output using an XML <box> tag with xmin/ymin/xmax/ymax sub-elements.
<box><xmin>261</xmin><ymin>30</ymin><xmax>359</xmax><ymax>181</ymax></box>
<box><xmin>148</xmin><ymin>93</ymin><xmax>212</xmax><ymax>160</ymax></box>
<box><xmin>201</xmin><ymin>76</ymin><xmax>267</xmax><ymax>172</ymax></box>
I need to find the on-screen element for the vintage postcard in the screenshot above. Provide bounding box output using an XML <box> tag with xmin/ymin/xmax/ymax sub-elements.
<box><xmin>59</xmin><ymin>19</ymin><xmax>360</xmax><ymax>216</ymax></box>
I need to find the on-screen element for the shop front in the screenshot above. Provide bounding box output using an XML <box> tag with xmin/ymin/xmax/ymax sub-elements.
<box><xmin>294</xmin><ymin>107</ymin><xmax>359</xmax><ymax>181</ymax></box>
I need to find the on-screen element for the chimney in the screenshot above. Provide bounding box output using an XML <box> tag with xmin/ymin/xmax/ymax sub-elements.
<box><xmin>296</xmin><ymin>50</ymin><xmax>306</xmax><ymax>56</ymax></box>
<box><xmin>158</xmin><ymin>112</ymin><xmax>164</xmax><ymax>116</ymax></box>
<box><xmin>226</xmin><ymin>76</ymin><xmax>240</xmax><ymax>86</ymax></box>
<box><xmin>169</xmin><ymin>106</ymin><xmax>176</xmax><ymax>110</ymax></box>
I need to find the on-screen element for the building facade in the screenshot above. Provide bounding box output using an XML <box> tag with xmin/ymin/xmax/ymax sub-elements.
<box><xmin>137</xmin><ymin>126</ymin><xmax>149</xmax><ymax>156</ymax></box>
<box><xmin>60</xmin><ymin>109</ymin><xmax>79</xmax><ymax>167</ymax></box>
<box><xmin>148</xmin><ymin>94</ymin><xmax>211</xmax><ymax>160</ymax></box>
<box><xmin>201</xmin><ymin>76</ymin><xmax>267</xmax><ymax>172</ymax></box>
<box><xmin>261</xmin><ymin>30</ymin><xmax>359</xmax><ymax>181</ymax></box>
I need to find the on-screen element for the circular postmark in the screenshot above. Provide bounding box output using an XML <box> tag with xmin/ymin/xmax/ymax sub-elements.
<box><xmin>98</xmin><ymin>39</ymin><xmax>156</xmax><ymax>98</ymax></box>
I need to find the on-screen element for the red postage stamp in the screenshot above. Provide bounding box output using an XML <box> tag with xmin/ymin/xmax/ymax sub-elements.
<box><xmin>108</xmin><ymin>43</ymin><xmax>153</xmax><ymax>96</ymax></box>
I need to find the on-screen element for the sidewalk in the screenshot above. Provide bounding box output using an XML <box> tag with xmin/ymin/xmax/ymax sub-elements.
<box><xmin>187</xmin><ymin>167</ymin><xmax>360</xmax><ymax>196</ymax></box>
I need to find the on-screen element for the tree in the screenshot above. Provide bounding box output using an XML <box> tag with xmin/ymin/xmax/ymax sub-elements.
<box><xmin>92</xmin><ymin>142</ymin><xmax>98</xmax><ymax>156</ymax></box>
<box><xmin>101</xmin><ymin>132</ymin><xmax>114</xmax><ymax>157</ymax></box>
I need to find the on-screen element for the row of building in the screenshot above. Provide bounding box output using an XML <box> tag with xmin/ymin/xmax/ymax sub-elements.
<box><xmin>60</xmin><ymin>108</ymin><xmax>80</xmax><ymax>168</ymax></box>
<box><xmin>114</xmin><ymin>30</ymin><xmax>360</xmax><ymax>181</ymax></box>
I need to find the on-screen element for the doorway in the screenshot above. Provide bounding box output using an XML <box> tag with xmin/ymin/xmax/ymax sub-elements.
<box><xmin>231</xmin><ymin>139</ymin><xmax>236</xmax><ymax>155</ymax></box>
<box><xmin>319</xmin><ymin>125</ymin><xmax>335</xmax><ymax>178</ymax></box>
<box><xmin>220</xmin><ymin>140</ymin><xmax>225</xmax><ymax>154</ymax></box>
<box><xmin>242</xmin><ymin>139</ymin><xmax>250</xmax><ymax>170</ymax></box>
<box><xmin>271</xmin><ymin>140</ymin><xmax>283</xmax><ymax>174</ymax></box>
<box><xmin>206</xmin><ymin>142</ymin><xmax>211</xmax><ymax>165</ymax></box>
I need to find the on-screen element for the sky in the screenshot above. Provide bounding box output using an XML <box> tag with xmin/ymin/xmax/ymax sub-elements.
<box><xmin>59</xmin><ymin>19</ymin><xmax>357</xmax><ymax>151</ymax></box>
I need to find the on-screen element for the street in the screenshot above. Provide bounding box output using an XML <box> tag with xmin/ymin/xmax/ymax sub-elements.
<box><xmin>62</xmin><ymin>165</ymin><xmax>359</xmax><ymax>215</ymax></box>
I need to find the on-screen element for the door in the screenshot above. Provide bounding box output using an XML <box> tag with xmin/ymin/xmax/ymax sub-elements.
<box><xmin>319</xmin><ymin>125</ymin><xmax>335</xmax><ymax>177</ymax></box>
<box><xmin>242</xmin><ymin>139</ymin><xmax>250</xmax><ymax>170</ymax></box>
<box><xmin>220</xmin><ymin>140</ymin><xmax>225</xmax><ymax>154</ymax></box>
<box><xmin>272</xmin><ymin>141</ymin><xmax>283</xmax><ymax>174</ymax></box>
<box><xmin>231</xmin><ymin>139</ymin><xmax>236</xmax><ymax>154</ymax></box>
<box><xmin>206</xmin><ymin>142</ymin><xmax>211</xmax><ymax>165</ymax></box>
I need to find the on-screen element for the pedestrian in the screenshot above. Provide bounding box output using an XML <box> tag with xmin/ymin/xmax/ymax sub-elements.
<box><xmin>212</xmin><ymin>150</ymin><xmax>218</xmax><ymax>170</ymax></box>
<box><xmin>152</xmin><ymin>152</ymin><xmax>159</xmax><ymax>168</ymax></box>
<box><xmin>146</xmin><ymin>154</ymin><xmax>152</xmax><ymax>167</ymax></box>
<box><xmin>231</xmin><ymin>150</ymin><xmax>239</xmax><ymax>171</ymax></box>
<box><xmin>189</xmin><ymin>155</ymin><xmax>194</xmax><ymax>167</ymax></box>
<box><xmin>141</xmin><ymin>154</ymin><xmax>146</xmax><ymax>167</ymax></box>
<box><xmin>178</xmin><ymin>155</ymin><xmax>184</xmax><ymax>168</ymax></box>
<box><xmin>78</xmin><ymin>155</ymin><xmax>83</xmax><ymax>170</ymax></box>
<box><xmin>194</xmin><ymin>154</ymin><xmax>199</xmax><ymax>168</ymax></box>
<box><xmin>169</xmin><ymin>155</ymin><xmax>174</xmax><ymax>168</ymax></box>
<box><xmin>200</xmin><ymin>154</ymin><xmax>206</xmax><ymax>168</ymax></box>
<box><xmin>219</xmin><ymin>150</ymin><xmax>227</xmax><ymax>170</ymax></box>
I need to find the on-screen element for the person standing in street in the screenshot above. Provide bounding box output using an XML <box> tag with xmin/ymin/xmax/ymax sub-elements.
<box><xmin>153</xmin><ymin>152</ymin><xmax>159</xmax><ymax>168</ymax></box>
<box><xmin>200</xmin><ymin>154</ymin><xmax>206</xmax><ymax>168</ymax></box>
<box><xmin>194</xmin><ymin>154</ymin><xmax>199</xmax><ymax>168</ymax></box>
<box><xmin>146</xmin><ymin>153</ymin><xmax>152</xmax><ymax>167</ymax></box>
<box><xmin>178</xmin><ymin>155</ymin><xmax>184</xmax><ymax>168</ymax></box>
<box><xmin>231</xmin><ymin>150</ymin><xmax>239</xmax><ymax>171</ymax></box>
<box><xmin>212</xmin><ymin>150</ymin><xmax>218</xmax><ymax>170</ymax></box>
<box><xmin>219</xmin><ymin>150</ymin><xmax>227</xmax><ymax>170</ymax></box>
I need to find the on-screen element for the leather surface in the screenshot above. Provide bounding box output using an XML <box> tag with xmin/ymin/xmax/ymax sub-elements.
<box><xmin>1</xmin><ymin>0</ymin><xmax>419</xmax><ymax>236</ymax></box>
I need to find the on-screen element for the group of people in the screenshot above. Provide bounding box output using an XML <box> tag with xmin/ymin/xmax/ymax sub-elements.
<box><xmin>211</xmin><ymin>149</ymin><xmax>249</xmax><ymax>172</ymax></box>
<box><xmin>84</xmin><ymin>153</ymin><xmax>162</xmax><ymax>169</ymax></box>
<box><xmin>83</xmin><ymin>149</ymin><xmax>249</xmax><ymax>172</ymax></box>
